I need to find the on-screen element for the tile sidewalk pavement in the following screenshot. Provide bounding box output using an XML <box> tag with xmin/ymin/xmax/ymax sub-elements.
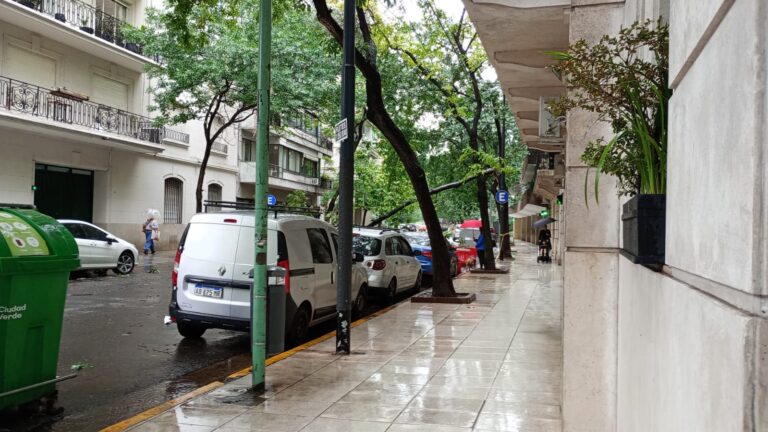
<box><xmin>129</xmin><ymin>242</ymin><xmax>563</xmax><ymax>432</ymax></box>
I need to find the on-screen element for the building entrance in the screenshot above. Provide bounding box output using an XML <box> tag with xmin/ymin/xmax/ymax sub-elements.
<box><xmin>34</xmin><ymin>163</ymin><xmax>94</xmax><ymax>222</ymax></box>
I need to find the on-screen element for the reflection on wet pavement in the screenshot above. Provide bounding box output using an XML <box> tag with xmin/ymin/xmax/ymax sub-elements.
<box><xmin>129</xmin><ymin>243</ymin><xmax>563</xmax><ymax>432</ymax></box>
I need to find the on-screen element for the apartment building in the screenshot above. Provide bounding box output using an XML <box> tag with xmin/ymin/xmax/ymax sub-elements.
<box><xmin>0</xmin><ymin>0</ymin><xmax>239</xmax><ymax>250</ymax></box>
<box><xmin>237</xmin><ymin>111</ymin><xmax>333</xmax><ymax>208</ymax></box>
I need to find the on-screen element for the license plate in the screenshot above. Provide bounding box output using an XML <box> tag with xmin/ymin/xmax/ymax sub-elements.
<box><xmin>193</xmin><ymin>284</ymin><xmax>223</xmax><ymax>299</ymax></box>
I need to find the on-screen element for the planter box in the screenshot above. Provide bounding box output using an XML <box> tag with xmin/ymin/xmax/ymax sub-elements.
<box><xmin>621</xmin><ymin>194</ymin><xmax>665</xmax><ymax>266</ymax></box>
<box><xmin>125</xmin><ymin>43</ymin><xmax>142</xmax><ymax>54</ymax></box>
<box><xmin>80</xmin><ymin>26</ymin><xmax>94</xmax><ymax>34</ymax></box>
<box><xmin>19</xmin><ymin>0</ymin><xmax>38</xmax><ymax>9</ymax></box>
<box><xmin>54</xmin><ymin>13</ymin><xmax>66</xmax><ymax>22</ymax></box>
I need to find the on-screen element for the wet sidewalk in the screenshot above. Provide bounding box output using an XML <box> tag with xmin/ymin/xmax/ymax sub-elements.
<box><xmin>126</xmin><ymin>242</ymin><xmax>563</xmax><ymax>432</ymax></box>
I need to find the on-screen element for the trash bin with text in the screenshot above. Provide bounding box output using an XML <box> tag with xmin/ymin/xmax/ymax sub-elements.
<box><xmin>0</xmin><ymin>207</ymin><xmax>79</xmax><ymax>410</ymax></box>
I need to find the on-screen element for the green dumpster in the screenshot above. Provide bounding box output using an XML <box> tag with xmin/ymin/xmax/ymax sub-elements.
<box><xmin>0</xmin><ymin>206</ymin><xmax>79</xmax><ymax>410</ymax></box>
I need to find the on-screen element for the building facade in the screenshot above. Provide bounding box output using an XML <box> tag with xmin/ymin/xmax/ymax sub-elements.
<box><xmin>237</xmin><ymin>111</ymin><xmax>334</xmax><ymax>208</ymax></box>
<box><xmin>464</xmin><ymin>0</ymin><xmax>767</xmax><ymax>431</ymax></box>
<box><xmin>0</xmin><ymin>0</ymin><xmax>239</xmax><ymax>251</ymax></box>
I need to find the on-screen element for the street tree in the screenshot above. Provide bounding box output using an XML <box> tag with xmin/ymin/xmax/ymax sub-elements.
<box><xmin>386</xmin><ymin>0</ymin><xmax>509</xmax><ymax>269</ymax></box>
<box><xmin>310</xmin><ymin>0</ymin><xmax>458</xmax><ymax>297</ymax></box>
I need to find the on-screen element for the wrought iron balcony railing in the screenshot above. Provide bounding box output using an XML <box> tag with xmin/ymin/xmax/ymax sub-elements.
<box><xmin>13</xmin><ymin>0</ymin><xmax>153</xmax><ymax>60</ymax></box>
<box><xmin>268</xmin><ymin>164</ymin><xmax>321</xmax><ymax>186</ymax></box>
<box><xmin>0</xmin><ymin>75</ymin><xmax>189</xmax><ymax>145</ymax></box>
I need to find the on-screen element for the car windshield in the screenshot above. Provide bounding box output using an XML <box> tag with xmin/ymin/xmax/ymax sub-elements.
<box><xmin>352</xmin><ymin>234</ymin><xmax>382</xmax><ymax>256</ymax></box>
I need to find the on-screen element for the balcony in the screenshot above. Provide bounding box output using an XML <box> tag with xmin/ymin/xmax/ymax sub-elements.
<box><xmin>271</xmin><ymin>111</ymin><xmax>334</xmax><ymax>152</ymax></box>
<box><xmin>238</xmin><ymin>162</ymin><xmax>332</xmax><ymax>192</ymax></box>
<box><xmin>1</xmin><ymin>0</ymin><xmax>154</xmax><ymax>71</ymax></box>
<box><xmin>0</xmin><ymin>75</ymin><xmax>188</xmax><ymax>151</ymax></box>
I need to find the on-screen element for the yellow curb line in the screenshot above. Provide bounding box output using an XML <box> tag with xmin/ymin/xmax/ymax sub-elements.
<box><xmin>103</xmin><ymin>302</ymin><xmax>399</xmax><ymax>431</ymax></box>
<box><xmin>99</xmin><ymin>380</ymin><xmax>224</xmax><ymax>432</ymax></box>
<box><xmin>227</xmin><ymin>302</ymin><xmax>399</xmax><ymax>380</ymax></box>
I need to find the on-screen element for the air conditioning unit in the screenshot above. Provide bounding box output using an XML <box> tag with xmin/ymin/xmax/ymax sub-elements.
<box><xmin>539</xmin><ymin>96</ymin><xmax>562</xmax><ymax>142</ymax></box>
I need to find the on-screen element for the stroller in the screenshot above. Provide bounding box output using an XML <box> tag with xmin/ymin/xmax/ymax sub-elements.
<box><xmin>537</xmin><ymin>228</ymin><xmax>552</xmax><ymax>263</ymax></box>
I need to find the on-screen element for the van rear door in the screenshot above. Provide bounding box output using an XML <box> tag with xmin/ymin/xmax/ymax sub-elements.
<box><xmin>176</xmin><ymin>218</ymin><xmax>240</xmax><ymax>318</ymax></box>
<box><xmin>230</xmin><ymin>223</ymin><xmax>279</xmax><ymax>320</ymax></box>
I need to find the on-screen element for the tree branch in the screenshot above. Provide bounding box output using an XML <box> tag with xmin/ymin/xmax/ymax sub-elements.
<box><xmin>366</xmin><ymin>167</ymin><xmax>497</xmax><ymax>226</ymax></box>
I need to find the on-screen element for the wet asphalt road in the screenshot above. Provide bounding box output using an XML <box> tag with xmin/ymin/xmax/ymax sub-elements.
<box><xmin>2</xmin><ymin>251</ymin><xmax>402</xmax><ymax>432</ymax></box>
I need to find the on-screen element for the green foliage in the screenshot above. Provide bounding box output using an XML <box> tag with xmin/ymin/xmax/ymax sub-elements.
<box><xmin>285</xmin><ymin>190</ymin><xmax>309</xmax><ymax>208</ymax></box>
<box><xmin>549</xmin><ymin>19</ymin><xmax>670</xmax><ymax>199</ymax></box>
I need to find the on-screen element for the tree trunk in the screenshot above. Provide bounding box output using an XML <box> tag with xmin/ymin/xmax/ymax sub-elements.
<box><xmin>475</xmin><ymin>175</ymin><xmax>496</xmax><ymax>270</ymax></box>
<box><xmin>312</xmin><ymin>0</ymin><xmax>455</xmax><ymax>297</ymax></box>
<box><xmin>195</xmin><ymin>141</ymin><xmax>214</xmax><ymax>213</ymax></box>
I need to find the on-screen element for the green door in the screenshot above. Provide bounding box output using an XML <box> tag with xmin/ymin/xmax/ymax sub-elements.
<box><xmin>33</xmin><ymin>163</ymin><xmax>94</xmax><ymax>222</ymax></box>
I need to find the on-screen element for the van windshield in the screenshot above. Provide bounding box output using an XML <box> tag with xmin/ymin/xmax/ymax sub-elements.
<box><xmin>352</xmin><ymin>235</ymin><xmax>381</xmax><ymax>256</ymax></box>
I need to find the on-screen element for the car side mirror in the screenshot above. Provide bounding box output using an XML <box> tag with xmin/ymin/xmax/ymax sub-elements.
<box><xmin>353</xmin><ymin>252</ymin><xmax>365</xmax><ymax>263</ymax></box>
<box><xmin>248</xmin><ymin>268</ymin><xmax>254</xmax><ymax>279</ymax></box>
<box><xmin>105</xmin><ymin>236</ymin><xmax>117</xmax><ymax>244</ymax></box>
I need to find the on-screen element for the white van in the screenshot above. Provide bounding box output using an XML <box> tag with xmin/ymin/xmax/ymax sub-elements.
<box><xmin>168</xmin><ymin>212</ymin><xmax>368</xmax><ymax>342</ymax></box>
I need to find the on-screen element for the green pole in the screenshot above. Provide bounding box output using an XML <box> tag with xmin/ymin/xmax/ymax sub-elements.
<box><xmin>252</xmin><ymin>0</ymin><xmax>272</xmax><ymax>389</ymax></box>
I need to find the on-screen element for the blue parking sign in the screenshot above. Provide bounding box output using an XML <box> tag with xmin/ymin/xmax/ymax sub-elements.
<box><xmin>267</xmin><ymin>194</ymin><xmax>277</xmax><ymax>206</ymax></box>
<box><xmin>495</xmin><ymin>190</ymin><xmax>509</xmax><ymax>204</ymax></box>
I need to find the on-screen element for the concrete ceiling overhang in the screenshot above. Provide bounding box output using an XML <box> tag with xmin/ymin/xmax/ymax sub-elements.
<box><xmin>462</xmin><ymin>0</ymin><xmax>570</xmax><ymax>149</ymax></box>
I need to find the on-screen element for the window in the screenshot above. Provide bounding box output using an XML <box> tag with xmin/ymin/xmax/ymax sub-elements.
<box><xmin>397</xmin><ymin>237</ymin><xmax>412</xmax><ymax>256</ymax></box>
<box><xmin>386</xmin><ymin>238</ymin><xmax>399</xmax><ymax>256</ymax></box>
<box><xmin>80</xmin><ymin>224</ymin><xmax>108</xmax><ymax>241</ymax></box>
<box><xmin>208</xmin><ymin>184</ymin><xmax>222</xmax><ymax>211</ymax></box>
<box><xmin>307</xmin><ymin>228</ymin><xmax>333</xmax><ymax>264</ymax></box>
<box><xmin>241</xmin><ymin>136</ymin><xmax>255</xmax><ymax>162</ymax></box>
<box><xmin>281</xmin><ymin>147</ymin><xmax>303</xmax><ymax>173</ymax></box>
<box><xmin>331</xmin><ymin>233</ymin><xmax>339</xmax><ymax>255</ymax></box>
<box><xmin>352</xmin><ymin>234</ymin><xmax>381</xmax><ymax>256</ymax></box>
<box><xmin>164</xmin><ymin>178</ymin><xmax>183</xmax><ymax>224</ymax></box>
<box><xmin>302</xmin><ymin>159</ymin><xmax>319</xmax><ymax>178</ymax></box>
<box><xmin>95</xmin><ymin>0</ymin><xmax>127</xmax><ymax>21</ymax></box>
<box><xmin>63</xmin><ymin>223</ymin><xmax>85</xmax><ymax>239</ymax></box>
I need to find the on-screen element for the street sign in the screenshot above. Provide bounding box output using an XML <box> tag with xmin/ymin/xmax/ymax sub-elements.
<box><xmin>267</xmin><ymin>194</ymin><xmax>276</xmax><ymax>206</ymax></box>
<box><xmin>334</xmin><ymin>119</ymin><xmax>348</xmax><ymax>142</ymax></box>
<box><xmin>495</xmin><ymin>189</ymin><xmax>510</xmax><ymax>204</ymax></box>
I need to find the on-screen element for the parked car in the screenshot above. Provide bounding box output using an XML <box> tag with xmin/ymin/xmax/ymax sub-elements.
<box><xmin>169</xmin><ymin>212</ymin><xmax>369</xmax><ymax>342</ymax></box>
<box><xmin>59</xmin><ymin>220</ymin><xmax>138</xmax><ymax>275</ymax></box>
<box><xmin>403</xmin><ymin>233</ymin><xmax>459</xmax><ymax>278</ymax></box>
<box><xmin>352</xmin><ymin>227</ymin><xmax>422</xmax><ymax>302</ymax></box>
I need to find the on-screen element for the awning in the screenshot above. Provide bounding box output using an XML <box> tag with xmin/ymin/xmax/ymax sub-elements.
<box><xmin>510</xmin><ymin>204</ymin><xmax>546</xmax><ymax>219</ymax></box>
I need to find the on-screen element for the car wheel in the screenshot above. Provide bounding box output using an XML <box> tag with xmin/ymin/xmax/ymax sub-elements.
<box><xmin>412</xmin><ymin>271</ymin><xmax>422</xmax><ymax>292</ymax></box>
<box><xmin>288</xmin><ymin>306</ymin><xmax>311</xmax><ymax>344</ymax></box>
<box><xmin>450</xmin><ymin>259</ymin><xmax>458</xmax><ymax>278</ymax></box>
<box><xmin>353</xmin><ymin>285</ymin><xmax>367</xmax><ymax>318</ymax></box>
<box><xmin>387</xmin><ymin>278</ymin><xmax>397</xmax><ymax>305</ymax></box>
<box><xmin>177</xmin><ymin>321</ymin><xmax>206</xmax><ymax>339</ymax></box>
<box><xmin>114</xmin><ymin>251</ymin><xmax>135</xmax><ymax>275</ymax></box>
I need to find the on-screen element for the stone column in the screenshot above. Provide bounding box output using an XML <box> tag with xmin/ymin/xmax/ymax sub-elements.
<box><xmin>562</xmin><ymin>2</ymin><xmax>626</xmax><ymax>431</ymax></box>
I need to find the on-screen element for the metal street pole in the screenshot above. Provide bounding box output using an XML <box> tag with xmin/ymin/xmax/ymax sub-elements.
<box><xmin>252</xmin><ymin>0</ymin><xmax>272</xmax><ymax>389</ymax></box>
<box><xmin>336</xmin><ymin>0</ymin><xmax>355</xmax><ymax>354</ymax></box>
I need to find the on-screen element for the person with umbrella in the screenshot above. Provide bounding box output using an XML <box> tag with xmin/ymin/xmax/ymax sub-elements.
<box><xmin>535</xmin><ymin>217</ymin><xmax>555</xmax><ymax>263</ymax></box>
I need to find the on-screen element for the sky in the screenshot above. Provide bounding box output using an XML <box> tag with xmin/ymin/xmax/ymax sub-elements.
<box><xmin>382</xmin><ymin>0</ymin><xmax>498</xmax><ymax>81</ymax></box>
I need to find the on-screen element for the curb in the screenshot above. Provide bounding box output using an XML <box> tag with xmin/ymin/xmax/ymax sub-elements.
<box><xmin>101</xmin><ymin>302</ymin><xmax>400</xmax><ymax>432</ymax></box>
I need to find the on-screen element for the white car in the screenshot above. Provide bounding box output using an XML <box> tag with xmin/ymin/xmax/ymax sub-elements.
<box><xmin>59</xmin><ymin>220</ymin><xmax>138</xmax><ymax>275</ymax></box>
<box><xmin>352</xmin><ymin>227</ymin><xmax>422</xmax><ymax>302</ymax></box>
<box><xmin>169</xmin><ymin>212</ymin><xmax>369</xmax><ymax>342</ymax></box>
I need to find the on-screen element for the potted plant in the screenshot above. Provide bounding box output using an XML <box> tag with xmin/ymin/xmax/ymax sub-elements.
<box><xmin>549</xmin><ymin>19</ymin><xmax>670</xmax><ymax>267</ymax></box>
<box><xmin>54</xmin><ymin>12</ymin><xmax>66</xmax><ymax>22</ymax></box>
<box><xmin>79</xmin><ymin>15</ymin><xmax>94</xmax><ymax>34</ymax></box>
<box><xmin>19</xmin><ymin>0</ymin><xmax>39</xmax><ymax>10</ymax></box>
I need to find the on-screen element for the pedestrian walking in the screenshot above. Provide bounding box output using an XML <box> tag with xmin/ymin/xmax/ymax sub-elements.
<box><xmin>475</xmin><ymin>233</ymin><xmax>486</xmax><ymax>269</ymax></box>
<box><xmin>142</xmin><ymin>212</ymin><xmax>160</xmax><ymax>254</ymax></box>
